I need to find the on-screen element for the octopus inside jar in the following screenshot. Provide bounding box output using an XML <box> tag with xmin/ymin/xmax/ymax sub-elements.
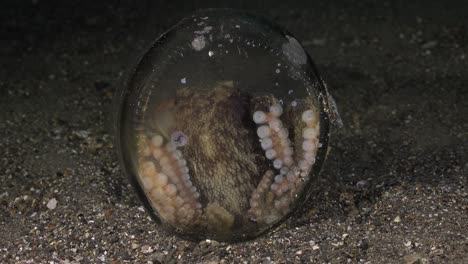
<box><xmin>133</xmin><ymin>80</ymin><xmax>325</xmax><ymax>240</ymax></box>
<box><xmin>115</xmin><ymin>9</ymin><xmax>341</xmax><ymax>242</ymax></box>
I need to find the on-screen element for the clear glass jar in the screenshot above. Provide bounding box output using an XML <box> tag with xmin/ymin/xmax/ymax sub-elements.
<box><xmin>115</xmin><ymin>9</ymin><xmax>339</xmax><ymax>242</ymax></box>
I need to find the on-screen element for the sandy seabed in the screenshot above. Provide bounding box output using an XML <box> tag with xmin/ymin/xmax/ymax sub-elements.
<box><xmin>0</xmin><ymin>0</ymin><xmax>467</xmax><ymax>263</ymax></box>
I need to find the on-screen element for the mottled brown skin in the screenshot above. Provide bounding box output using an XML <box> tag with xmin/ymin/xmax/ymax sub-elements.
<box><xmin>172</xmin><ymin>81</ymin><xmax>267</xmax><ymax>215</ymax></box>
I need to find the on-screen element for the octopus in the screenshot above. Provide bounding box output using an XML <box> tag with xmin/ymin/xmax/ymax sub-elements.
<box><xmin>135</xmin><ymin>81</ymin><xmax>321</xmax><ymax>239</ymax></box>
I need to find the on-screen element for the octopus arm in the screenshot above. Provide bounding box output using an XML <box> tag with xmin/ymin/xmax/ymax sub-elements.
<box><xmin>249</xmin><ymin>99</ymin><xmax>321</xmax><ymax>224</ymax></box>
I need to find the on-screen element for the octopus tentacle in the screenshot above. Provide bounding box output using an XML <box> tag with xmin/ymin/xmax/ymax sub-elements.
<box><xmin>248</xmin><ymin>168</ymin><xmax>303</xmax><ymax>224</ymax></box>
<box><xmin>298</xmin><ymin>109</ymin><xmax>320</xmax><ymax>176</ymax></box>
<box><xmin>248</xmin><ymin>170</ymin><xmax>275</xmax><ymax>222</ymax></box>
<box><xmin>249</xmin><ymin>101</ymin><xmax>321</xmax><ymax>224</ymax></box>
<box><xmin>253</xmin><ymin>103</ymin><xmax>294</xmax><ymax>171</ymax></box>
<box><xmin>204</xmin><ymin>202</ymin><xmax>235</xmax><ymax>234</ymax></box>
<box><xmin>137</xmin><ymin>133</ymin><xmax>202</xmax><ymax>227</ymax></box>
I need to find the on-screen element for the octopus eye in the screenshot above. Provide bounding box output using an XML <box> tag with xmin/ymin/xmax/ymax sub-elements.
<box><xmin>171</xmin><ymin>131</ymin><xmax>188</xmax><ymax>147</ymax></box>
<box><xmin>115</xmin><ymin>9</ymin><xmax>339</xmax><ymax>242</ymax></box>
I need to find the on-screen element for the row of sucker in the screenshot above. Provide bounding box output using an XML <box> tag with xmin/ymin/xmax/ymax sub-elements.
<box><xmin>137</xmin><ymin>133</ymin><xmax>202</xmax><ymax>227</ymax></box>
<box><xmin>249</xmin><ymin>99</ymin><xmax>320</xmax><ymax>225</ymax></box>
<box><xmin>298</xmin><ymin>110</ymin><xmax>320</xmax><ymax>176</ymax></box>
<box><xmin>253</xmin><ymin>103</ymin><xmax>294</xmax><ymax>171</ymax></box>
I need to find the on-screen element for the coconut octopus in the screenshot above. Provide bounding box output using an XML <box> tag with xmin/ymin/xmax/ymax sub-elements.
<box><xmin>135</xmin><ymin>81</ymin><xmax>321</xmax><ymax>239</ymax></box>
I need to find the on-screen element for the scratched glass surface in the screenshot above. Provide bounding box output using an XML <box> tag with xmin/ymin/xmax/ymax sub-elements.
<box><xmin>116</xmin><ymin>9</ymin><xmax>338</xmax><ymax>242</ymax></box>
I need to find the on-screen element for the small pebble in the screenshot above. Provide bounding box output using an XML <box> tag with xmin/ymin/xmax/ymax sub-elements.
<box><xmin>98</xmin><ymin>254</ymin><xmax>106</xmax><ymax>262</ymax></box>
<box><xmin>141</xmin><ymin>245</ymin><xmax>153</xmax><ymax>254</ymax></box>
<box><xmin>47</xmin><ymin>198</ymin><xmax>57</xmax><ymax>210</ymax></box>
<box><xmin>403</xmin><ymin>253</ymin><xmax>428</xmax><ymax>264</ymax></box>
<box><xmin>75</xmin><ymin>130</ymin><xmax>91</xmax><ymax>139</ymax></box>
<box><xmin>421</xmin><ymin>40</ymin><xmax>437</xmax><ymax>49</ymax></box>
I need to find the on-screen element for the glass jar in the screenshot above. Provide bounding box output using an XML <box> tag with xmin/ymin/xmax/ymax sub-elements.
<box><xmin>115</xmin><ymin>8</ymin><xmax>340</xmax><ymax>242</ymax></box>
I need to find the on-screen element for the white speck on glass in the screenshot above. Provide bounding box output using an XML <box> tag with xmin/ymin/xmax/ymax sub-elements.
<box><xmin>194</xmin><ymin>26</ymin><xmax>213</xmax><ymax>34</ymax></box>
<box><xmin>191</xmin><ymin>35</ymin><xmax>206</xmax><ymax>51</ymax></box>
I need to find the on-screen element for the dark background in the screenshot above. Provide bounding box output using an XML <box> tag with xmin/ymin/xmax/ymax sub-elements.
<box><xmin>1</xmin><ymin>0</ymin><xmax>467</xmax><ymax>263</ymax></box>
